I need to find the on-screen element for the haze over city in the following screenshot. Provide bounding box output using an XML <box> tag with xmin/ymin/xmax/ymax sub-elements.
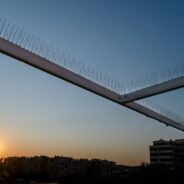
<box><xmin>0</xmin><ymin>0</ymin><xmax>184</xmax><ymax>166</ymax></box>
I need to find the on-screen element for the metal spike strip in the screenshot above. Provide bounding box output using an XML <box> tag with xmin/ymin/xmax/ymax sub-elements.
<box><xmin>1</xmin><ymin>18</ymin><xmax>184</xmax><ymax>97</ymax></box>
<box><xmin>123</xmin><ymin>63</ymin><xmax>184</xmax><ymax>94</ymax></box>
<box><xmin>0</xmin><ymin>18</ymin><xmax>130</xmax><ymax>95</ymax></box>
<box><xmin>138</xmin><ymin>99</ymin><xmax>184</xmax><ymax>123</ymax></box>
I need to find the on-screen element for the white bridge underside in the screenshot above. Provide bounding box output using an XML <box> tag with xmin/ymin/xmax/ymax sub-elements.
<box><xmin>0</xmin><ymin>38</ymin><xmax>184</xmax><ymax>132</ymax></box>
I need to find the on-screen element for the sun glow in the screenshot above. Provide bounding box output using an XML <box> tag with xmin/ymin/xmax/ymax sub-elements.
<box><xmin>0</xmin><ymin>141</ymin><xmax>4</xmax><ymax>155</ymax></box>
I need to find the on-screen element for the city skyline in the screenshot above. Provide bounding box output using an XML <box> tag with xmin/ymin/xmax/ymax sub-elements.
<box><xmin>0</xmin><ymin>0</ymin><xmax>184</xmax><ymax>165</ymax></box>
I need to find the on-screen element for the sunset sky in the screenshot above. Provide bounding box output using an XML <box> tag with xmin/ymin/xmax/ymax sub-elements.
<box><xmin>0</xmin><ymin>0</ymin><xmax>184</xmax><ymax>165</ymax></box>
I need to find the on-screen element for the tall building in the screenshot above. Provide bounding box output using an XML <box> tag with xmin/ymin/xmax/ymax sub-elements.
<box><xmin>149</xmin><ymin>139</ymin><xmax>184</xmax><ymax>166</ymax></box>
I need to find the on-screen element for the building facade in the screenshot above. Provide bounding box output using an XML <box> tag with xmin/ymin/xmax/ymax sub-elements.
<box><xmin>150</xmin><ymin>139</ymin><xmax>184</xmax><ymax>166</ymax></box>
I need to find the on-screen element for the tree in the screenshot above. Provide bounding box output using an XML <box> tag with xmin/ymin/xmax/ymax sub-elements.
<box><xmin>0</xmin><ymin>158</ymin><xmax>9</xmax><ymax>183</ymax></box>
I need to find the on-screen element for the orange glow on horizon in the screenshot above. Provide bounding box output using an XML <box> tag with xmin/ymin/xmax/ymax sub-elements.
<box><xmin>0</xmin><ymin>141</ymin><xmax>5</xmax><ymax>156</ymax></box>
<box><xmin>0</xmin><ymin>137</ymin><xmax>148</xmax><ymax>165</ymax></box>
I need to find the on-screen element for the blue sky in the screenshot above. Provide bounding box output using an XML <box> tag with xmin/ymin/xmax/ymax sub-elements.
<box><xmin>0</xmin><ymin>0</ymin><xmax>184</xmax><ymax>165</ymax></box>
